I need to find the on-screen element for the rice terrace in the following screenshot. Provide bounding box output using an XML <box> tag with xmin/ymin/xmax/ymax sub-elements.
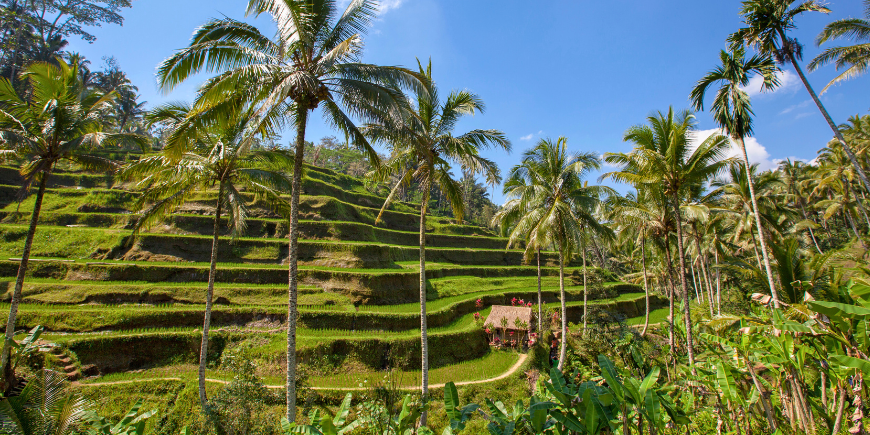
<box><xmin>0</xmin><ymin>0</ymin><xmax>869</xmax><ymax>434</ymax></box>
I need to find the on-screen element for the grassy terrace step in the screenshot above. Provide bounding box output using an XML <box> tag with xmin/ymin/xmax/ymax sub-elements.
<box><xmin>0</xmin><ymin>164</ymin><xmax>416</xmax><ymax>213</ymax></box>
<box><xmin>51</xmin><ymin>313</ymin><xmax>492</xmax><ymax>374</ymax></box>
<box><xmin>0</xmin><ymin>259</ymin><xmax>604</xmax><ymax>304</ymax></box>
<box><xmin>0</xmin><ymin>279</ymin><xmax>329</xmax><ymax>306</ymax></box>
<box><xmin>0</xmin><ymin>185</ymin><xmax>493</xmax><ymax>236</ymax></box>
<box><xmin>0</xmin><ymin>225</ymin><xmax>555</xmax><ymax>268</ymax></box>
<box><xmin>0</xmin><ymin>211</ymin><xmax>508</xmax><ymax>248</ymax></box>
<box><xmin>0</xmin><ymin>292</ymin><xmax>655</xmax><ymax>333</ymax></box>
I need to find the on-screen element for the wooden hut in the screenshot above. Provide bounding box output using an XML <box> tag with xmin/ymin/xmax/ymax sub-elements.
<box><xmin>484</xmin><ymin>305</ymin><xmax>533</xmax><ymax>347</ymax></box>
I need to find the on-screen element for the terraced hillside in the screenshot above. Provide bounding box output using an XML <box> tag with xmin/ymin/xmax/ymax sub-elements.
<box><xmin>0</xmin><ymin>161</ymin><xmax>662</xmax><ymax>399</ymax></box>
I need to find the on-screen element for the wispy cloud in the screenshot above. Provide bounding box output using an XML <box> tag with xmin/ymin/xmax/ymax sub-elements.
<box><xmin>691</xmin><ymin>128</ymin><xmax>782</xmax><ymax>171</ymax></box>
<box><xmin>740</xmin><ymin>70</ymin><xmax>800</xmax><ymax>98</ymax></box>
<box><xmin>519</xmin><ymin>130</ymin><xmax>543</xmax><ymax>141</ymax></box>
<box><xmin>337</xmin><ymin>0</ymin><xmax>405</xmax><ymax>14</ymax></box>
<box><xmin>780</xmin><ymin>99</ymin><xmax>812</xmax><ymax>115</ymax></box>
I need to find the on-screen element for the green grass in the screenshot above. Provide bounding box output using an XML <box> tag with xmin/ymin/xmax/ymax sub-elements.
<box><xmin>626</xmin><ymin>307</ymin><xmax>670</xmax><ymax>326</ymax></box>
<box><xmin>74</xmin><ymin>349</ymin><xmax>520</xmax><ymax>389</ymax></box>
<box><xmin>304</xmin><ymin>349</ymin><xmax>520</xmax><ymax>388</ymax></box>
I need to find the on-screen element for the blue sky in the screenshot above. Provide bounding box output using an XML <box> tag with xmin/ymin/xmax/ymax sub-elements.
<box><xmin>66</xmin><ymin>0</ymin><xmax>870</xmax><ymax>204</ymax></box>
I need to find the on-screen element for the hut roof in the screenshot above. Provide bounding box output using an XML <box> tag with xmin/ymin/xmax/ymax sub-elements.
<box><xmin>484</xmin><ymin>305</ymin><xmax>532</xmax><ymax>330</ymax></box>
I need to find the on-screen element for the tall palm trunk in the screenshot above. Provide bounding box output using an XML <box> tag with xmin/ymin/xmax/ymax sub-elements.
<box><xmin>782</xmin><ymin>39</ymin><xmax>870</xmax><ymax>195</ymax></box>
<box><xmin>418</xmin><ymin>190</ymin><xmax>430</xmax><ymax>427</ymax></box>
<box><xmin>536</xmin><ymin>248</ymin><xmax>542</xmax><ymax>333</ymax></box>
<box><xmin>738</xmin><ymin>136</ymin><xmax>780</xmax><ymax>308</ymax></box>
<box><xmin>1</xmin><ymin>174</ymin><xmax>47</xmax><ymax>389</ymax></box>
<box><xmin>286</xmin><ymin>109</ymin><xmax>308</xmax><ymax>422</ymax></box>
<box><xmin>199</xmin><ymin>182</ymin><xmax>223</xmax><ymax>409</ymax></box>
<box><xmin>663</xmin><ymin>241</ymin><xmax>676</xmax><ymax>354</ymax></box>
<box><xmin>847</xmin><ymin>178</ymin><xmax>870</xmax><ymax>231</ymax></box>
<box><xmin>671</xmin><ymin>192</ymin><xmax>696</xmax><ymax>368</ymax></box>
<box><xmin>557</xmin><ymin>247</ymin><xmax>567</xmax><ymax>371</ymax></box>
<box><xmin>691</xmin><ymin>225</ymin><xmax>714</xmax><ymax>317</ymax></box>
<box><xmin>582</xmin><ymin>245</ymin><xmax>588</xmax><ymax>334</ymax></box>
<box><xmin>714</xmin><ymin>243</ymin><xmax>721</xmax><ymax>316</ymax></box>
<box><xmin>799</xmin><ymin>201</ymin><xmax>823</xmax><ymax>254</ymax></box>
<box><xmin>690</xmin><ymin>260</ymin><xmax>701</xmax><ymax>302</ymax></box>
<box><xmin>641</xmin><ymin>233</ymin><xmax>650</xmax><ymax>336</ymax></box>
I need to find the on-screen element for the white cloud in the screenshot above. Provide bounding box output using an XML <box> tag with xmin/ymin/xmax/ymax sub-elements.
<box><xmin>779</xmin><ymin>99</ymin><xmax>812</xmax><ymax>115</ymax></box>
<box><xmin>337</xmin><ymin>0</ymin><xmax>404</xmax><ymax>14</ymax></box>
<box><xmin>690</xmin><ymin>128</ymin><xmax>778</xmax><ymax>171</ymax></box>
<box><xmin>519</xmin><ymin>130</ymin><xmax>543</xmax><ymax>141</ymax></box>
<box><xmin>740</xmin><ymin>70</ymin><xmax>800</xmax><ymax>98</ymax></box>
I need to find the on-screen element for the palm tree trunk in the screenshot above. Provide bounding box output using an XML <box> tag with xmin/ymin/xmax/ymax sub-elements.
<box><xmin>784</xmin><ymin>42</ymin><xmax>870</xmax><ymax>196</ymax></box>
<box><xmin>715</xmin><ymin>243</ymin><xmax>721</xmax><ymax>316</ymax></box>
<box><xmin>199</xmin><ymin>182</ymin><xmax>223</xmax><ymax>409</ymax></box>
<box><xmin>641</xmin><ymin>233</ymin><xmax>650</xmax><ymax>336</ymax></box>
<box><xmin>1</xmin><ymin>174</ymin><xmax>46</xmax><ymax>389</ymax></box>
<box><xmin>691</xmin><ymin>226</ymin><xmax>714</xmax><ymax>317</ymax></box>
<box><xmin>846</xmin><ymin>177</ymin><xmax>870</xmax><ymax>232</ymax></box>
<box><xmin>419</xmin><ymin>190</ymin><xmax>430</xmax><ymax>427</ymax></box>
<box><xmin>557</xmin><ymin>247</ymin><xmax>567</xmax><ymax>371</ymax></box>
<box><xmin>663</xmin><ymin>240</ymin><xmax>676</xmax><ymax>355</ymax></box>
<box><xmin>671</xmin><ymin>192</ymin><xmax>696</xmax><ymax>368</ymax></box>
<box><xmin>582</xmin><ymin>245</ymin><xmax>587</xmax><ymax>334</ymax></box>
<box><xmin>6</xmin><ymin>0</ymin><xmax>29</xmax><ymax>87</ymax></box>
<box><xmin>749</xmin><ymin>225</ymin><xmax>763</xmax><ymax>272</ymax></box>
<box><xmin>690</xmin><ymin>260</ymin><xmax>701</xmax><ymax>302</ymax></box>
<box><xmin>285</xmin><ymin>109</ymin><xmax>308</xmax><ymax>422</ymax></box>
<box><xmin>536</xmin><ymin>248</ymin><xmax>542</xmax><ymax>333</ymax></box>
<box><xmin>799</xmin><ymin>201</ymin><xmax>824</xmax><ymax>254</ymax></box>
<box><xmin>738</xmin><ymin>136</ymin><xmax>780</xmax><ymax>308</ymax></box>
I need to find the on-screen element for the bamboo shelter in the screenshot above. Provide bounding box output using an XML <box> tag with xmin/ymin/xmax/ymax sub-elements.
<box><xmin>484</xmin><ymin>305</ymin><xmax>533</xmax><ymax>348</ymax></box>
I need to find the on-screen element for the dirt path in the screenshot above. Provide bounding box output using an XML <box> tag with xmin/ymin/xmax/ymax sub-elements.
<box><xmin>73</xmin><ymin>354</ymin><xmax>528</xmax><ymax>391</ymax></box>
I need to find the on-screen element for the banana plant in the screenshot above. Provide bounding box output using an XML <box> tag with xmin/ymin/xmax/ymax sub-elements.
<box><xmin>598</xmin><ymin>355</ymin><xmax>687</xmax><ymax>435</ymax></box>
<box><xmin>355</xmin><ymin>394</ymin><xmax>433</xmax><ymax>435</ymax></box>
<box><xmin>85</xmin><ymin>399</ymin><xmax>157</xmax><ymax>435</ymax></box>
<box><xmin>281</xmin><ymin>393</ymin><xmax>360</xmax><ymax>435</ymax></box>
<box><xmin>442</xmin><ymin>382</ymin><xmax>478</xmax><ymax>435</ymax></box>
<box><xmin>539</xmin><ymin>365</ymin><xmax>614</xmax><ymax>434</ymax></box>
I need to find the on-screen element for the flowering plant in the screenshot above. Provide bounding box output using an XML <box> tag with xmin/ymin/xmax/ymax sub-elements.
<box><xmin>474</xmin><ymin>312</ymin><xmax>480</xmax><ymax>320</ymax></box>
<box><xmin>511</xmin><ymin>297</ymin><xmax>518</xmax><ymax>306</ymax></box>
<box><xmin>475</xmin><ymin>298</ymin><xmax>483</xmax><ymax>308</ymax></box>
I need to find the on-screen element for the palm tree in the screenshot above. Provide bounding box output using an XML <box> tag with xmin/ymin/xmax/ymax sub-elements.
<box><xmin>0</xmin><ymin>59</ymin><xmax>145</xmax><ymax>390</ymax></box>
<box><xmin>607</xmin><ymin>189</ymin><xmax>666</xmax><ymax>336</ymax></box>
<box><xmin>729</xmin><ymin>0</ymin><xmax>870</xmax><ymax>195</ymax></box>
<box><xmin>779</xmin><ymin>159</ymin><xmax>823</xmax><ymax>253</ymax></box>
<box><xmin>121</xmin><ymin>103</ymin><xmax>291</xmax><ymax>409</ymax></box>
<box><xmin>364</xmin><ymin>60</ymin><xmax>508</xmax><ymax>425</ymax></box>
<box><xmin>155</xmin><ymin>0</ymin><xmax>421</xmax><ymax>420</ymax></box>
<box><xmin>502</xmin><ymin>137</ymin><xmax>607</xmax><ymax>370</ymax></box>
<box><xmin>690</xmin><ymin>45</ymin><xmax>782</xmax><ymax>307</ymax></box>
<box><xmin>604</xmin><ymin>108</ymin><xmax>731</xmax><ymax>368</ymax></box>
<box><xmin>0</xmin><ymin>370</ymin><xmax>89</xmax><ymax>435</ymax></box>
<box><xmin>808</xmin><ymin>0</ymin><xmax>870</xmax><ymax>94</ymax></box>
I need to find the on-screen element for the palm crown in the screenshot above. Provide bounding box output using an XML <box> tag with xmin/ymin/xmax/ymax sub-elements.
<box><xmin>157</xmin><ymin>0</ymin><xmax>422</xmax><ymax>162</ymax></box>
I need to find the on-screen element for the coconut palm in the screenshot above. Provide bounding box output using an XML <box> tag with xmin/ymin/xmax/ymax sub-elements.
<box><xmin>779</xmin><ymin>159</ymin><xmax>824</xmax><ymax>253</ymax></box>
<box><xmin>604</xmin><ymin>108</ymin><xmax>731</xmax><ymax>368</ymax></box>
<box><xmin>0</xmin><ymin>59</ymin><xmax>146</xmax><ymax>390</ymax></box>
<box><xmin>729</xmin><ymin>0</ymin><xmax>870</xmax><ymax>195</ymax></box>
<box><xmin>364</xmin><ymin>60</ymin><xmax>508</xmax><ymax>425</ymax></box>
<box><xmin>155</xmin><ymin>0</ymin><xmax>422</xmax><ymax>420</ymax></box>
<box><xmin>690</xmin><ymin>45</ymin><xmax>782</xmax><ymax>308</ymax></box>
<box><xmin>502</xmin><ymin>137</ymin><xmax>608</xmax><ymax>370</ymax></box>
<box><xmin>121</xmin><ymin>102</ymin><xmax>291</xmax><ymax>409</ymax></box>
<box><xmin>0</xmin><ymin>370</ymin><xmax>89</xmax><ymax>435</ymax></box>
<box><xmin>607</xmin><ymin>189</ymin><xmax>667</xmax><ymax>336</ymax></box>
<box><xmin>808</xmin><ymin>0</ymin><xmax>870</xmax><ymax>94</ymax></box>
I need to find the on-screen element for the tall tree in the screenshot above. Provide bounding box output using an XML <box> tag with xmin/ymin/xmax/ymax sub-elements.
<box><xmin>365</xmin><ymin>60</ymin><xmax>508</xmax><ymax>426</ymax></box>
<box><xmin>0</xmin><ymin>59</ymin><xmax>145</xmax><ymax>391</ymax></box>
<box><xmin>604</xmin><ymin>108</ymin><xmax>731</xmax><ymax>368</ymax></box>
<box><xmin>121</xmin><ymin>102</ymin><xmax>291</xmax><ymax>409</ymax></box>
<box><xmin>503</xmin><ymin>137</ymin><xmax>607</xmax><ymax>370</ymax></box>
<box><xmin>690</xmin><ymin>45</ymin><xmax>782</xmax><ymax>307</ymax></box>
<box><xmin>155</xmin><ymin>0</ymin><xmax>421</xmax><ymax>421</ymax></box>
<box><xmin>808</xmin><ymin>0</ymin><xmax>870</xmax><ymax>94</ymax></box>
<box><xmin>729</xmin><ymin>0</ymin><xmax>870</xmax><ymax>195</ymax></box>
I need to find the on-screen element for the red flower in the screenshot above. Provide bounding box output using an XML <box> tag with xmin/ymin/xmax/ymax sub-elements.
<box><xmin>476</xmin><ymin>298</ymin><xmax>483</xmax><ymax>308</ymax></box>
<box><xmin>527</xmin><ymin>302</ymin><xmax>533</xmax><ymax>307</ymax></box>
<box><xmin>485</xmin><ymin>328</ymin><xmax>491</xmax><ymax>334</ymax></box>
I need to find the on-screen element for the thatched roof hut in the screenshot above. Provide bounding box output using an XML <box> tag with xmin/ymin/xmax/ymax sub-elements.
<box><xmin>485</xmin><ymin>305</ymin><xmax>532</xmax><ymax>331</ymax></box>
